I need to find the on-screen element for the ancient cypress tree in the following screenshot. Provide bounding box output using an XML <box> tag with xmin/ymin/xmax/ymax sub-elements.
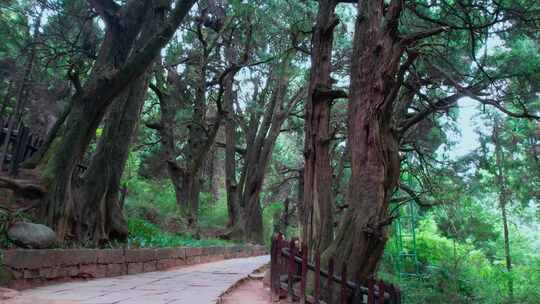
<box><xmin>0</xmin><ymin>0</ymin><xmax>197</xmax><ymax>242</ymax></box>
<box><xmin>302</xmin><ymin>0</ymin><xmax>346</xmax><ymax>254</ymax></box>
<box><xmin>317</xmin><ymin>0</ymin><xmax>540</xmax><ymax>283</ymax></box>
<box><xmin>149</xmin><ymin>2</ymin><xmax>233</xmax><ymax>228</ymax></box>
<box><xmin>76</xmin><ymin>1</ymin><xmax>170</xmax><ymax>243</ymax></box>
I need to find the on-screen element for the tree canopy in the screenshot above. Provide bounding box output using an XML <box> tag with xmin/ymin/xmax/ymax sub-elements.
<box><xmin>0</xmin><ymin>0</ymin><xmax>539</xmax><ymax>302</ymax></box>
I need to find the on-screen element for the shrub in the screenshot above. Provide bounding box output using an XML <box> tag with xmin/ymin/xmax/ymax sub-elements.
<box><xmin>127</xmin><ymin>218</ymin><xmax>233</xmax><ymax>248</ymax></box>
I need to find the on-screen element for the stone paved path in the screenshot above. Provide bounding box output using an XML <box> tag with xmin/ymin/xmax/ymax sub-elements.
<box><xmin>5</xmin><ymin>255</ymin><xmax>269</xmax><ymax>304</ymax></box>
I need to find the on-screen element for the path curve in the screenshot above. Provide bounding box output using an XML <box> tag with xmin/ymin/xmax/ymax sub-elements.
<box><xmin>6</xmin><ymin>255</ymin><xmax>269</xmax><ymax>304</ymax></box>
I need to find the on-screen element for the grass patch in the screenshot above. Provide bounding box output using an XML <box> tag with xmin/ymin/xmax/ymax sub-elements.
<box><xmin>127</xmin><ymin>218</ymin><xmax>234</xmax><ymax>248</ymax></box>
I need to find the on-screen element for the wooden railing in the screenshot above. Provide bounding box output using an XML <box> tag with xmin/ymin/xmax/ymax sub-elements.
<box><xmin>0</xmin><ymin>118</ymin><xmax>43</xmax><ymax>175</ymax></box>
<box><xmin>0</xmin><ymin>117</ymin><xmax>88</xmax><ymax>177</ymax></box>
<box><xmin>270</xmin><ymin>234</ymin><xmax>402</xmax><ymax>304</ymax></box>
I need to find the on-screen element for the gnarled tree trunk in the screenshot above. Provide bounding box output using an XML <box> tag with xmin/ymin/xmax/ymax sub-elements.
<box><xmin>154</xmin><ymin>60</ymin><xmax>221</xmax><ymax>229</ymax></box>
<box><xmin>303</xmin><ymin>0</ymin><xmax>341</xmax><ymax>255</ymax></box>
<box><xmin>77</xmin><ymin>76</ymin><xmax>148</xmax><ymax>243</ymax></box>
<box><xmin>322</xmin><ymin>0</ymin><xmax>404</xmax><ymax>283</ymax></box>
<box><xmin>228</xmin><ymin>57</ymin><xmax>302</xmax><ymax>244</ymax></box>
<box><xmin>224</xmin><ymin>65</ymin><xmax>241</xmax><ymax>229</ymax></box>
<box><xmin>39</xmin><ymin>0</ymin><xmax>197</xmax><ymax>241</ymax></box>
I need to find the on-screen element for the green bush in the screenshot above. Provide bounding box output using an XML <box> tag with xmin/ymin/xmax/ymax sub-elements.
<box><xmin>127</xmin><ymin>218</ymin><xmax>233</xmax><ymax>248</ymax></box>
<box><xmin>198</xmin><ymin>190</ymin><xmax>229</xmax><ymax>229</ymax></box>
<box><xmin>381</xmin><ymin>216</ymin><xmax>540</xmax><ymax>304</ymax></box>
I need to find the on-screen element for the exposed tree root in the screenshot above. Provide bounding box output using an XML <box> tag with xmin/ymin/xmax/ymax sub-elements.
<box><xmin>0</xmin><ymin>176</ymin><xmax>47</xmax><ymax>200</ymax></box>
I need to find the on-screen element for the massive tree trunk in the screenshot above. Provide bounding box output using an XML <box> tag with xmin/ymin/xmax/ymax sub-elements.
<box><xmin>153</xmin><ymin>7</ymin><xmax>227</xmax><ymax>227</ymax></box>
<box><xmin>224</xmin><ymin>65</ymin><xmax>241</xmax><ymax>229</ymax></box>
<box><xmin>243</xmin><ymin>108</ymin><xmax>286</xmax><ymax>243</ymax></box>
<box><xmin>78</xmin><ymin>76</ymin><xmax>148</xmax><ymax>243</ymax></box>
<box><xmin>181</xmin><ymin>49</ymin><xmax>208</xmax><ymax>225</ymax></box>
<box><xmin>38</xmin><ymin>0</ymin><xmax>196</xmax><ymax>241</ymax></box>
<box><xmin>40</xmin><ymin>1</ymin><xmax>150</xmax><ymax>240</ymax></box>
<box><xmin>77</xmin><ymin>1</ymin><xmax>165</xmax><ymax>241</ymax></box>
<box><xmin>323</xmin><ymin>0</ymin><xmax>404</xmax><ymax>283</ymax></box>
<box><xmin>154</xmin><ymin>72</ymin><xmax>188</xmax><ymax>222</ymax></box>
<box><xmin>230</xmin><ymin>58</ymin><xmax>301</xmax><ymax>244</ymax></box>
<box><xmin>303</xmin><ymin>0</ymin><xmax>341</xmax><ymax>254</ymax></box>
<box><xmin>154</xmin><ymin>60</ymin><xmax>221</xmax><ymax>229</ymax></box>
<box><xmin>178</xmin><ymin>170</ymin><xmax>201</xmax><ymax>226</ymax></box>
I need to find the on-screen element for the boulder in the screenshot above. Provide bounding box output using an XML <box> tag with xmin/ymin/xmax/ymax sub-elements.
<box><xmin>7</xmin><ymin>222</ymin><xmax>56</xmax><ymax>249</ymax></box>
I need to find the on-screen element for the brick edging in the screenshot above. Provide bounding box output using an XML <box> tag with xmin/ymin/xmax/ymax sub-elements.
<box><xmin>0</xmin><ymin>245</ymin><xmax>267</xmax><ymax>289</ymax></box>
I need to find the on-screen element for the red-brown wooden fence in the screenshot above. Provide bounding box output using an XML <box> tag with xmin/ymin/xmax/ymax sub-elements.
<box><xmin>270</xmin><ymin>234</ymin><xmax>402</xmax><ymax>304</ymax></box>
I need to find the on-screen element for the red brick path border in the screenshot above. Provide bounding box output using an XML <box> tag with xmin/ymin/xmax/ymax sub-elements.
<box><xmin>0</xmin><ymin>245</ymin><xmax>267</xmax><ymax>290</ymax></box>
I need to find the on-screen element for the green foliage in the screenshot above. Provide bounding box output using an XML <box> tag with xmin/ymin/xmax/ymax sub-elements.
<box><xmin>198</xmin><ymin>191</ymin><xmax>229</xmax><ymax>230</ymax></box>
<box><xmin>124</xmin><ymin>176</ymin><xmax>236</xmax><ymax>248</ymax></box>
<box><xmin>262</xmin><ymin>202</ymin><xmax>283</xmax><ymax>246</ymax></box>
<box><xmin>0</xmin><ymin>207</ymin><xmax>32</xmax><ymax>248</ymax></box>
<box><xmin>127</xmin><ymin>218</ymin><xmax>232</xmax><ymax>248</ymax></box>
<box><xmin>382</xmin><ymin>214</ymin><xmax>540</xmax><ymax>304</ymax></box>
<box><xmin>0</xmin><ymin>210</ymin><xmax>13</xmax><ymax>248</ymax></box>
<box><xmin>124</xmin><ymin>178</ymin><xmax>179</xmax><ymax>222</ymax></box>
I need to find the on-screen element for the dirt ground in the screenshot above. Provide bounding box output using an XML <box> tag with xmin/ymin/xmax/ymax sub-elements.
<box><xmin>218</xmin><ymin>267</ymin><xmax>293</xmax><ymax>304</ymax></box>
<box><xmin>218</xmin><ymin>279</ymin><xmax>273</xmax><ymax>304</ymax></box>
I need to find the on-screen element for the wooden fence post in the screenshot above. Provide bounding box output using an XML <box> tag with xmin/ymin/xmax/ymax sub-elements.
<box><xmin>270</xmin><ymin>234</ymin><xmax>281</xmax><ymax>300</ymax></box>
<box><xmin>340</xmin><ymin>263</ymin><xmax>347</xmax><ymax>304</ymax></box>
<box><xmin>288</xmin><ymin>239</ymin><xmax>296</xmax><ymax>300</ymax></box>
<box><xmin>23</xmin><ymin>133</ymin><xmax>33</xmax><ymax>159</ymax></box>
<box><xmin>368</xmin><ymin>278</ymin><xmax>374</xmax><ymax>304</ymax></box>
<box><xmin>0</xmin><ymin>117</ymin><xmax>15</xmax><ymax>171</ymax></box>
<box><xmin>314</xmin><ymin>249</ymin><xmax>320</xmax><ymax>304</ymax></box>
<box><xmin>10</xmin><ymin>125</ymin><xmax>29</xmax><ymax>175</ymax></box>
<box><xmin>395</xmin><ymin>285</ymin><xmax>402</xmax><ymax>304</ymax></box>
<box><xmin>301</xmin><ymin>244</ymin><xmax>307</xmax><ymax>304</ymax></box>
<box><xmin>327</xmin><ymin>258</ymin><xmax>334</xmax><ymax>304</ymax></box>
<box><xmin>24</xmin><ymin>133</ymin><xmax>40</xmax><ymax>160</ymax></box>
<box><xmin>270</xmin><ymin>234</ymin><xmax>276</xmax><ymax>296</ymax></box>
<box><xmin>378</xmin><ymin>280</ymin><xmax>385</xmax><ymax>304</ymax></box>
<box><xmin>271</xmin><ymin>236</ymin><xmax>402</xmax><ymax>304</ymax></box>
<box><xmin>389</xmin><ymin>284</ymin><xmax>398</xmax><ymax>304</ymax></box>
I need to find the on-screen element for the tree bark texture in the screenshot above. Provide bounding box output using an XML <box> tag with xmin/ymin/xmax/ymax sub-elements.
<box><xmin>180</xmin><ymin>47</ymin><xmax>209</xmax><ymax>225</ymax></box>
<box><xmin>224</xmin><ymin>66</ymin><xmax>241</xmax><ymax>229</ymax></box>
<box><xmin>323</xmin><ymin>0</ymin><xmax>404</xmax><ymax>283</ymax></box>
<box><xmin>40</xmin><ymin>0</ymin><xmax>196</xmax><ymax>241</ymax></box>
<box><xmin>72</xmin><ymin>1</ymin><xmax>167</xmax><ymax>244</ymax></box>
<box><xmin>303</xmin><ymin>0</ymin><xmax>339</xmax><ymax>255</ymax></box>
<box><xmin>232</xmin><ymin>58</ymin><xmax>301</xmax><ymax>244</ymax></box>
<box><xmin>155</xmin><ymin>60</ymin><xmax>222</xmax><ymax>229</ymax></box>
<box><xmin>77</xmin><ymin>78</ymin><xmax>147</xmax><ymax>243</ymax></box>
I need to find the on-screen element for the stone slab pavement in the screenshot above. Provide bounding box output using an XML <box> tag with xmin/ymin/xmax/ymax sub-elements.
<box><xmin>4</xmin><ymin>255</ymin><xmax>269</xmax><ymax>304</ymax></box>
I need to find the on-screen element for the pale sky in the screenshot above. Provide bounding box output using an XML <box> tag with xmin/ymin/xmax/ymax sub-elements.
<box><xmin>450</xmin><ymin>97</ymin><xmax>481</xmax><ymax>159</ymax></box>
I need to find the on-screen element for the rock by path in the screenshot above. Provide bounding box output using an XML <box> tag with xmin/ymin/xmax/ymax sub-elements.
<box><xmin>4</xmin><ymin>255</ymin><xmax>269</xmax><ymax>304</ymax></box>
